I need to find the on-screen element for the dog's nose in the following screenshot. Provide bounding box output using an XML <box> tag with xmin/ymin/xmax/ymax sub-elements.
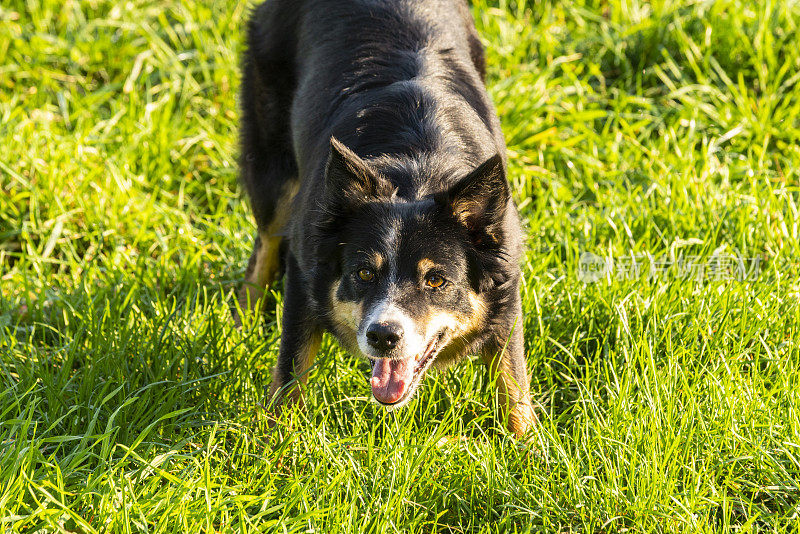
<box><xmin>366</xmin><ymin>322</ymin><xmax>403</xmax><ymax>353</ymax></box>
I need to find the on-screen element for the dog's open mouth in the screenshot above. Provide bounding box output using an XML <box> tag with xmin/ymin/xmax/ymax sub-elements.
<box><xmin>369</xmin><ymin>330</ymin><xmax>447</xmax><ymax>407</ymax></box>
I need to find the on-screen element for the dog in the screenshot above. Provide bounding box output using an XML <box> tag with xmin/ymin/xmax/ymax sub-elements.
<box><xmin>237</xmin><ymin>0</ymin><xmax>536</xmax><ymax>437</ymax></box>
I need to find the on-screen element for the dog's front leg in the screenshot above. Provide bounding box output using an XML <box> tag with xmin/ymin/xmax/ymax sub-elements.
<box><xmin>482</xmin><ymin>304</ymin><xmax>537</xmax><ymax>438</ymax></box>
<box><xmin>268</xmin><ymin>254</ymin><xmax>322</xmax><ymax>407</ymax></box>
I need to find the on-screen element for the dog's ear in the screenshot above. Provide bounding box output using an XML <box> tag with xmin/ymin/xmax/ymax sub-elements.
<box><xmin>437</xmin><ymin>154</ymin><xmax>509</xmax><ymax>245</ymax></box>
<box><xmin>324</xmin><ymin>137</ymin><xmax>392</xmax><ymax>208</ymax></box>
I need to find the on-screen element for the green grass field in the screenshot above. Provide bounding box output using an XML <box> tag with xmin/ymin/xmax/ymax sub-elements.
<box><xmin>2</xmin><ymin>0</ymin><xmax>800</xmax><ymax>531</ymax></box>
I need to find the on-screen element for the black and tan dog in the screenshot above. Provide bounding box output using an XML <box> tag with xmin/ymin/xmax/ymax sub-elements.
<box><xmin>237</xmin><ymin>0</ymin><xmax>535</xmax><ymax>437</ymax></box>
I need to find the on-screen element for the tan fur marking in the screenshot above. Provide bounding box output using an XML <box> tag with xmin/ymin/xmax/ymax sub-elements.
<box><xmin>482</xmin><ymin>342</ymin><xmax>537</xmax><ymax>439</ymax></box>
<box><xmin>427</xmin><ymin>290</ymin><xmax>488</xmax><ymax>369</ymax></box>
<box><xmin>236</xmin><ymin>181</ymin><xmax>300</xmax><ymax>321</ymax></box>
<box><xmin>425</xmin><ymin>309</ymin><xmax>460</xmax><ymax>336</ymax></box>
<box><xmin>238</xmin><ymin>234</ymin><xmax>281</xmax><ymax>312</ymax></box>
<box><xmin>269</xmin><ymin>331</ymin><xmax>322</xmax><ymax>405</ymax></box>
<box><xmin>453</xmin><ymin>200</ymin><xmax>483</xmax><ymax>226</ymax></box>
<box><xmin>417</xmin><ymin>258</ymin><xmax>438</xmax><ymax>274</ymax></box>
<box><xmin>492</xmin><ymin>356</ymin><xmax>536</xmax><ymax>438</ymax></box>
<box><xmin>328</xmin><ymin>281</ymin><xmax>361</xmax><ymax>349</ymax></box>
<box><xmin>368</xmin><ymin>252</ymin><xmax>384</xmax><ymax>271</ymax></box>
<box><xmin>431</xmin><ymin>290</ymin><xmax>487</xmax><ymax>337</ymax></box>
<box><xmin>465</xmin><ymin>291</ymin><xmax>488</xmax><ymax>331</ymax></box>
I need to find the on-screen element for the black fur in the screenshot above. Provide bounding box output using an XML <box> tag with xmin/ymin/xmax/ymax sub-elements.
<box><xmin>240</xmin><ymin>0</ymin><xmax>533</xmax><ymax>435</ymax></box>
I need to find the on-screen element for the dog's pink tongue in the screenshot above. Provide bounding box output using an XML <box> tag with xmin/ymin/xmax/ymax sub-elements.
<box><xmin>371</xmin><ymin>358</ymin><xmax>414</xmax><ymax>404</ymax></box>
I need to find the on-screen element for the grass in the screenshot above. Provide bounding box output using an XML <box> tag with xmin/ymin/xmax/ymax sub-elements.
<box><xmin>1</xmin><ymin>0</ymin><xmax>800</xmax><ymax>531</ymax></box>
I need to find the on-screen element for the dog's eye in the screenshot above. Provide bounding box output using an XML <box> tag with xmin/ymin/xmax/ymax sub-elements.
<box><xmin>426</xmin><ymin>274</ymin><xmax>445</xmax><ymax>288</ymax></box>
<box><xmin>357</xmin><ymin>268</ymin><xmax>375</xmax><ymax>282</ymax></box>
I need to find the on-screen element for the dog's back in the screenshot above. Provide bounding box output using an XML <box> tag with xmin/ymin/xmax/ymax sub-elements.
<box><xmin>242</xmin><ymin>0</ymin><xmax>503</xmax><ymax>213</ymax></box>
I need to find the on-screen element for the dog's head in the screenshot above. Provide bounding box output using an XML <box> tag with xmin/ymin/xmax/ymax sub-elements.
<box><xmin>314</xmin><ymin>138</ymin><xmax>513</xmax><ymax>408</ymax></box>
